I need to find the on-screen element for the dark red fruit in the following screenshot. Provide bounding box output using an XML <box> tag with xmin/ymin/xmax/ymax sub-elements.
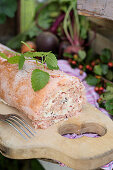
<box><xmin>36</xmin><ymin>32</ymin><xmax>59</xmax><ymax>53</ymax></box>
<box><xmin>98</xmin><ymin>91</ymin><xmax>102</xmax><ymax>95</ymax></box>
<box><xmin>71</xmin><ymin>60</ymin><xmax>76</xmax><ymax>65</ymax></box>
<box><xmin>108</xmin><ymin>62</ymin><xmax>113</xmax><ymax>67</ymax></box>
<box><xmin>95</xmin><ymin>87</ymin><xmax>99</xmax><ymax>92</ymax></box>
<box><xmin>79</xmin><ymin>65</ymin><xmax>83</xmax><ymax>70</ymax></box>
<box><xmin>86</xmin><ymin>65</ymin><xmax>90</xmax><ymax>69</ymax></box>
<box><xmin>89</xmin><ymin>66</ymin><xmax>93</xmax><ymax>71</ymax></box>
<box><xmin>91</xmin><ymin>61</ymin><xmax>95</xmax><ymax>67</ymax></box>
<box><xmin>99</xmin><ymin>87</ymin><xmax>104</xmax><ymax>91</ymax></box>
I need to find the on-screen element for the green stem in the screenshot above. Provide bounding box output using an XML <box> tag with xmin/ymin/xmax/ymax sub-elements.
<box><xmin>73</xmin><ymin>0</ymin><xmax>80</xmax><ymax>38</ymax></box>
<box><xmin>63</xmin><ymin>3</ymin><xmax>74</xmax><ymax>45</ymax></box>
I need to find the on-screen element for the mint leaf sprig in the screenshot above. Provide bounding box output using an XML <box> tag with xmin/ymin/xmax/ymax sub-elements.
<box><xmin>0</xmin><ymin>42</ymin><xmax>59</xmax><ymax>91</ymax></box>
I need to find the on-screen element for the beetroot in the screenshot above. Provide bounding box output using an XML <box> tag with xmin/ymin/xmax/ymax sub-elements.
<box><xmin>36</xmin><ymin>32</ymin><xmax>59</xmax><ymax>53</ymax></box>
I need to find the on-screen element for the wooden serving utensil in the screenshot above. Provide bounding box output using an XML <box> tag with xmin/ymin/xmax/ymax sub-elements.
<box><xmin>0</xmin><ymin>101</ymin><xmax>113</xmax><ymax>170</ymax></box>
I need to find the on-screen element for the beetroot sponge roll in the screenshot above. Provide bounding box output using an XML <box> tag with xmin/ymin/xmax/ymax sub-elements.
<box><xmin>0</xmin><ymin>44</ymin><xmax>86</xmax><ymax>129</ymax></box>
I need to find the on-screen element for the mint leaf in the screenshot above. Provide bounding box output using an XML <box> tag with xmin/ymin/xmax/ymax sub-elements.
<box><xmin>31</xmin><ymin>69</ymin><xmax>50</xmax><ymax>91</ymax></box>
<box><xmin>78</xmin><ymin>50</ymin><xmax>86</xmax><ymax>61</ymax></box>
<box><xmin>7</xmin><ymin>55</ymin><xmax>20</xmax><ymax>64</ymax></box>
<box><xmin>24</xmin><ymin>51</ymin><xmax>49</xmax><ymax>58</ymax></box>
<box><xmin>105</xmin><ymin>70</ymin><xmax>113</xmax><ymax>81</ymax></box>
<box><xmin>100</xmin><ymin>49</ymin><xmax>112</xmax><ymax>63</ymax></box>
<box><xmin>19</xmin><ymin>54</ymin><xmax>25</xmax><ymax>70</ymax></box>
<box><xmin>85</xmin><ymin>75</ymin><xmax>100</xmax><ymax>86</ymax></box>
<box><xmin>46</xmin><ymin>53</ymin><xmax>59</xmax><ymax>70</ymax></box>
<box><xmin>105</xmin><ymin>98</ymin><xmax>113</xmax><ymax>112</ymax></box>
<box><xmin>101</xmin><ymin>64</ymin><xmax>108</xmax><ymax>75</ymax></box>
<box><xmin>94</xmin><ymin>65</ymin><xmax>102</xmax><ymax>75</ymax></box>
<box><xmin>0</xmin><ymin>52</ymin><xmax>8</xmax><ymax>59</ymax></box>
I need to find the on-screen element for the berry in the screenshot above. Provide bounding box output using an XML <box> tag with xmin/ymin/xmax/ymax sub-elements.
<box><xmin>95</xmin><ymin>87</ymin><xmax>99</xmax><ymax>92</ymax></box>
<box><xmin>79</xmin><ymin>65</ymin><xmax>83</xmax><ymax>70</ymax></box>
<box><xmin>86</xmin><ymin>65</ymin><xmax>90</xmax><ymax>69</ymax></box>
<box><xmin>73</xmin><ymin>54</ymin><xmax>78</xmax><ymax>60</ymax></box>
<box><xmin>71</xmin><ymin>60</ymin><xmax>76</xmax><ymax>65</ymax></box>
<box><xmin>79</xmin><ymin>70</ymin><xmax>83</xmax><ymax>75</ymax></box>
<box><xmin>97</xmin><ymin>98</ymin><xmax>102</xmax><ymax>103</ymax></box>
<box><xmin>108</xmin><ymin>62</ymin><xmax>113</xmax><ymax>67</ymax></box>
<box><xmin>91</xmin><ymin>61</ymin><xmax>95</xmax><ymax>67</ymax></box>
<box><xmin>99</xmin><ymin>87</ymin><xmax>104</xmax><ymax>91</ymax></box>
<box><xmin>89</xmin><ymin>66</ymin><xmax>93</xmax><ymax>71</ymax></box>
<box><xmin>68</xmin><ymin>59</ymin><xmax>72</xmax><ymax>63</ymax></box>
<box><xmin>98</xmin><ymin>91</ymin><xmax>102</xmax><ymax>95</ymax></box>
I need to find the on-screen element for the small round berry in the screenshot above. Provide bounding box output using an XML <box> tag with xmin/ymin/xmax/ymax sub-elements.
<box><xmin>108</xmin><ymin>62</ymin><xmax>113</xmax><ymax>67</ymax></box>
<box><xmin>73</xmin><ymin>54</ymin><xmax>78</xmax><ymax>60</ymax></box>
<box><xmin>98</xmin><ymin>91</ymin><xmax>102</xmax><ymax>95</ymax></box>
<box><xmin>91</xmin><ymin>61</ymin><xmax>95</xmax><ymax>67</ymax></box>
<box><xmin>79</xmin><ymin>65</ymin><xmax>83</xmax><ymax>70</ymax></box>
<box><xmin>79</xmin><ymin>70</ymin><xmax>83</xmax><ymax>75</ymax></box>
<box><xmin>71</xmin><ymin>60</ymin><xmax>76</xmax><ymax>65</ymax></box>
<box><xmin>97</xmin><ymin>98</ymin><xmax>102</xmax><ymax>103</ymax></box>
<box><xmin>89</xmin><ymin>66</ymin><xmax>93</xmax><ymax>71</ymax></box>
<box><xmin>99</xmin><ymin>87</ymin><xmax>104</xmax><ymax>91</ymax></box>
<box><xmin>86</xmin><ymin>65</ymin><xmax>90</xmax><ymax>69</ymax></box>
<box><xmin>95</xmin><ymin>87</ymin><xmax>99</xmax><ymax>92</ymax></box>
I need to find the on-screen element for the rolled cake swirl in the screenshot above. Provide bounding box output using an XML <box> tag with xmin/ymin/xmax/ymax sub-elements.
<box><xmin>0</xmin><ymin>44</ymin><xmax>86</xmax><ymax>129</ymax></box>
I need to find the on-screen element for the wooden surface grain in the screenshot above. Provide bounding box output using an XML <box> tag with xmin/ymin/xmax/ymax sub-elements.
<box><xmin>77</xmin><ymin>0</ymin><xmax>113</xmax><ymax>21</ymax></box>
<box><xmin>0</xmin><ymin>101</ymin><xmax>113</xmax><ymax>170</ymax></box>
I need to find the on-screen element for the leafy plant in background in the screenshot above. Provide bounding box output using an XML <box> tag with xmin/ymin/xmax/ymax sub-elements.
<box><xmin>7</xmin><ymin>0</ymin><xmax>89</xmax><ymax>55</ymax></box>
<box><xmin>67</xmin><ymin>47</ymin><xmax>113</xmax><ymax>116</ymax></box>
<box><xmin>0</xmin><ymin>0</ymin><xmax>17</xmax><ymax>24</ymax></box>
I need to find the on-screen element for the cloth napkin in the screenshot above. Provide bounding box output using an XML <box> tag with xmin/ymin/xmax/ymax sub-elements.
<box><xmin>58</xmin><ymin>60</ymin><xmax>113</xmax><ymax>170</ymax></box>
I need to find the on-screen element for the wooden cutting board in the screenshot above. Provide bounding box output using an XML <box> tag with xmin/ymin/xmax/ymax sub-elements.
<box><xmin>0</xmin><ymin>101</ymin><xmax>113</xmax><ymax>170</ymax></box>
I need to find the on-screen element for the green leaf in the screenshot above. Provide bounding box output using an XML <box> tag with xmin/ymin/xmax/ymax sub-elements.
<box><xmin>85</xmin><ymin>75</ymin><xmax>100</xmax><ymax>86</ymax></box>
<box><xmin>94</xmin><ymin>65</ymin><xmax>102</xmax><ymax>75</ymax></box>
<box><xmin>31</xmin><ymin>69</ymin><xmax>50</xmax><ymax>91</ymax></box>
<box><xmin>105</xmin><ymin>98</ymin><xmax>113</xmax><ymax>111</ymax></box>
<box><xmin>101</xmin><ymin>64</ymin><xmax>108</xmax><ymax>75</ymax></box>
<box><xmin>100</xmin><ymin>49</ymin><xmax>112</xmax><ymax>63</ymax></box>
<box><xmin>78</xmin><ymin>50</ymin><xmax>86</xmax><ymax>61</ymax></box>
<box><xmin>105</xmin><ymin>70</ymin><xmax>113</xmax><ymax>81</ymax></box>
<box><xmin>0</xmin><ymin>14</ymin><xmax>6</xmax><ymax>24</ymax></box>
<box><xmin>106</xmin><ymin>85</ymin><xmax>113</xmax><ymax>93</ymax></box>
<box><xmin>7</xmin><ymin>55</ymin><xmax>20</xmax><ymax>64</ymax></box>
<box><xmin>101</xmin><ymin>92</ymin><xmax>113</xmax><ymax>101</ymax></box>
<box><xmin>109</xmin><ymin>110</ymin><xmax>113</xmax><ymax>115</ymax></box>
<box><xmin>46</xmin><ymin>53</ymin><xmax>59</xmax><ymax>70</ymax></box>
<box><xmin>0</xmin><ymin>52</ymin><xmax>8</xmax><ymax>59</ymax></box>
<box><xmin>19</xmin><ymin>54</ymin><xmax>25</xmax><ymax>70</ymax></box>
<box><xmin>24</xmin><ymin>51</ymin><xmax>49</xmax><ymax>58</ymax></box>
<box><xmin>101</xmin><ymin>85</ymin><xmax>113</xmax><ymax>101</ymax></box>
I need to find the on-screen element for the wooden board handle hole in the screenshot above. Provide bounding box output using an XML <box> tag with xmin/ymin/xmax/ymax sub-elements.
<box><xmin>58</xmin><ymin>123</ymin><xmax>107</xmax><ymax>138</ymax></box>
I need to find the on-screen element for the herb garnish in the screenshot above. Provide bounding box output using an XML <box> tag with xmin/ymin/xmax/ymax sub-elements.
<box><xmin>0</xmin><ymin>42</ymin><xmax>59</xmax><ymax>91</ymax></box>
